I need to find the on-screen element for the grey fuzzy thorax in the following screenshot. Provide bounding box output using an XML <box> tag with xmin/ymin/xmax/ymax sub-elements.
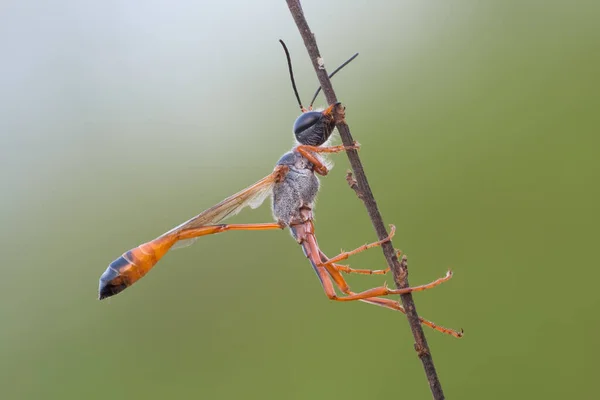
<box><xmin>272</xmin><ymin>150</ymin><xmax>320</xmax><ymax>227</ymax></box>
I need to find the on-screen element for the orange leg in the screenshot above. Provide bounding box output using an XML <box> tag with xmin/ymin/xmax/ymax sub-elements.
<box><xmin>304</xmin><ymin>227</ymin><xmax>451</xmax><ymax>301</ymax></box>
<box><xmin>296</xmin><ymin>143</ymin><xmax>360</xmax><ymax>175</ymax></box>
<box><xmin>318</xmin><ymin>250</ymin><xmax>390</xmax><ymax>276</ymax></box>
<box><xmin>297</xmin><ymin>143</ymin><xmax>360</xmax><ymax>155</ymax></box>
<box><xmin>312</xmin><ymin>259</ymin><xmax>448</xmax><ymax>304</ymax></box>
<box><xmin>177</xmin><ymin>222</ymin><xmax>283</xmax><ymax>240</ymax></box>
<box><xmin>325</xmin><ymin>270</ymin><xmax>452</xmax><ymax>302</ymax></box>
<box><xmin>357</xmin><ymin>296</ymin><xmax>463</xmax><ymax>338</ymax></box>
<box><xmin>320</xmin><ymin>225</ymin><xmax>396</xmax><ymax>266</ymax></box>
<box><xmin>318</xmin><ymin>253</ymin><xmax>463</xmax><ymax>338</ymax></box>
<box><xmin>331</xmin><ymin>263</ymin><xmax>390</xmax><ymax>276</ymax></box>
<box><xmin>297</xmin><ymin>224</ymin><xmax>462</xmax><ymax>337</ymax></box>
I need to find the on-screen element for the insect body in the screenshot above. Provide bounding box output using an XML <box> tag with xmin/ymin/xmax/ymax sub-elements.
<box><xmin>98</xmin><ymin>42</ymin><xmax>462</xmax><ymax>338</ymax></box>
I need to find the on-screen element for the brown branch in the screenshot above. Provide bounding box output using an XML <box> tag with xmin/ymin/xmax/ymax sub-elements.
<box><xmin>286</xmin><ymin>1</ymin><xmax>449</xmax><ymax>398</ymax></box>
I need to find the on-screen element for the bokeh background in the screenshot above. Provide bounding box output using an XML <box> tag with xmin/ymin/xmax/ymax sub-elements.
<box><xmin>1</xmin><ymin>1</ymin><xmax>598</xmax><ymax>399</ymax></box>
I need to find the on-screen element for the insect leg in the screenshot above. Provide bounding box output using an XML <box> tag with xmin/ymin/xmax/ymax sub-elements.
<box><xmin>305</xmin><ymin>233</ymin><xmax>451</xmax><ymax>302</ymax></box>
<box><xmin>319</xmin><ymin>253</ymin><xmax>463</xmax><ymax>338</ymax></box>
<box><xmin>324</xmin><ymin>270</ymin><xmax>452</xmax><ymax>301</ymax></box>
<box><xmin>295</xmin><ymin>143</ymin><xmax>360</xmax><ymax>175</ymax></box>
<box><xmin>177</xmin><ymin>222</ymin><xmax>283</xmax><ymax>240</ymax></box>
<box><xmin>318</xmin><ymin>249</ymin><xmax>389</xmax><ymax>275</ymax></box>
<box><xmin>319</xmin><ymin>225</ymin><xmax>396</xmax><ymax>267</ymax></box>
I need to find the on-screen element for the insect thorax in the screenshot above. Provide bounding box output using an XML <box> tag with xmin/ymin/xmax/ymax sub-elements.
<box><xmin>272</xmin><ymin>151</ymin><xmax>320</xmax><ymax>226</ymax></box>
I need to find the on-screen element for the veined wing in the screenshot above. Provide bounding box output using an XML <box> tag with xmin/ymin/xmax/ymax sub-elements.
<box><xmin>166</xmin><ymin>165</ymin><xmax>287</xmax><ymax>249</ymax></box>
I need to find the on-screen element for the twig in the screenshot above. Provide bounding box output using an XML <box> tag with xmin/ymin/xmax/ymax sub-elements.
<box><xmin>285</xmin><ymin>1</ymin><xmax>448</xmax><ymax>398</ymax></box>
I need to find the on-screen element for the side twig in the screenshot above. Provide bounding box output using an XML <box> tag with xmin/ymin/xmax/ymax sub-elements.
<box><xmin>345</xmin><ymin>171</ymin><xmax>364</xmax><ymax>200</ymax></box>
<box><xmin>285</xmin><ymin>1</ymin><xmax>449</xmax><ymax>399</ymax></box>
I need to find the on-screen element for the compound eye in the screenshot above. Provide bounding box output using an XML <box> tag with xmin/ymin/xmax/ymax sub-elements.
<box><xmin>293</xmin><ymin>111</ymin><xmax>322</xmax><ymax>135</ymax></box>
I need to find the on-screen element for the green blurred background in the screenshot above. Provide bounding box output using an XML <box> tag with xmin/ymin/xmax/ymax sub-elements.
<box><xmin>1</xmin><ymin>1</ymin><xmax>598</xmax><ymax>399</ymax></box>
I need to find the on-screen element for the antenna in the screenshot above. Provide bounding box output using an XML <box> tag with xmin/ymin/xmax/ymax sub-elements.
<box><xmin>279</xmin><ymin>40</ymin><xmax>304</xmax><ymax>111</ymax></box>
<box><xmin>309</xmin><ymin>52</ymin><xmax>359</xmax><ymax>108</ymax></box>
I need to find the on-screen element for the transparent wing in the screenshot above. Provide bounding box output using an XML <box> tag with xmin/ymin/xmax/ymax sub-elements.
<box><xmin>164</xmin><ymin>166</ymin><xmax>285</xmax><ymax>249</ymax></box>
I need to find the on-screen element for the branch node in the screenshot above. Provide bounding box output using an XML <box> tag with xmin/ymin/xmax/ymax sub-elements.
<box><xmin>414</xmin><ymin>342</ymin><xmax>430</xmax><ymax>358</ymax></box>
<box><xmin>345</xmin><ymin>170</ymin><xmax>365</xmax><ymax>200</ymax></box>
<box><xmin>400</xmin><ymin>254</ymin><xmax>409</xmax><ymax>271</ymax></box>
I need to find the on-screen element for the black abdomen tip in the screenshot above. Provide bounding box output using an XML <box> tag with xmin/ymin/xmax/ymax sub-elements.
<box><xmin>98</xmin><ymin>280</ymin><xmax>128</xmax><ymax>300</ymax></box>
<box><xmin>98</xmin><ymin>257</ymin><xmax>129</xmax><ymax>300</ymax></box>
